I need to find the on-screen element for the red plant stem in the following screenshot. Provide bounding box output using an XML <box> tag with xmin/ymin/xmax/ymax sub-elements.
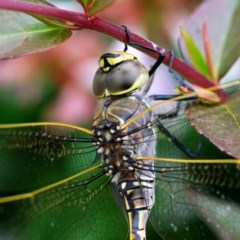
<box><xmin>0</xmin><ymin>0</ymin><xmax>227</xmax><ymax>101</ymax></box>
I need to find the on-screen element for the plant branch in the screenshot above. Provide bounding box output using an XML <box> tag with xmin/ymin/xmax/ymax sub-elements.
<box><xmin>0</xmin><ymin>0</ymin><xmax>227</xmax><ymax>101</ymax></box>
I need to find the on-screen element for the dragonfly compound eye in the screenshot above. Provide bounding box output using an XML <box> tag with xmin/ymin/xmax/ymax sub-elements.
<box><xmin>92</xmin><ymin>51</ymin><xmax>149</xmax><ymax>98</ymax></box>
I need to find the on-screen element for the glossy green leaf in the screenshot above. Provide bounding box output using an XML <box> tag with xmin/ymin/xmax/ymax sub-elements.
<box><xmin>179</xmin><ymin>0</ymin><xmax>240</xmax><ymax>79</ymax></box>
<box><xmin>186</xmin><ymin>80</ymin><xmax>240</xmax><ymax>158</ymax></box>
<box><xmin>20</xmin><ymin>0</ymin><xmax>59</xmax><ymax>26</ymax></box>
<box><xmin>0</xmin><ymin>10</ymin><xmax>71</xmax><ymax>59</ymax></box>
<box><xmin>180</xmin><ymin>27</ymin><xmax>210</xmax><ymax>79</ymax></box>
<box><xmin>78</xmin><ymin>0</ymin><xmax>115</xmax><ymax>16</ymax></box>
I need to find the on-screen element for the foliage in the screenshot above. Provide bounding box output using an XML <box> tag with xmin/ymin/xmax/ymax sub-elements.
<box><xmin>0</xmin><ymin>0</ymin><xmax>240</xmax><ymax>240</ymax></box>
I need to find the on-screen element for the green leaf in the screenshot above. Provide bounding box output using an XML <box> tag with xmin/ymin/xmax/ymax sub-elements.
<box><xmin>180</xmin><ymin>27</ymin><xmax>210</xmax><ymax>79</ymax></box>
<box><xmin>0</xmin><ymin>10</ymin><xmax>71</xmax><ymax>59</ymax></box>
<box><xmin>78</xmin><ymin>0</ymin><xmax>115</xmax><ymax>16</ymax></box>
<box><xmin>186</xmin><ymin>80</ymin><xmax>240</xmax><ymax>158</ymax></box>
<box><xmin>21</xmin><ymin>0</ymin><xmax>80</xmax><ymax>29</ymax></box>
<box><xmin>21</xmin><ymin>0</ymin><xmax>60</xmax><ymax>26</ymax></box>
<box><xmin>179</xmin><ymin>0</ymin><xmax>240</xmax><ymax>79</ymax></box>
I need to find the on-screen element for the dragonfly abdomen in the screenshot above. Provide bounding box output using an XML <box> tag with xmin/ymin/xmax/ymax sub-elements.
<box><xmin>118</xmin><ymin>172</ymin><xmax>155</xmax><ymax>240</ymax></box>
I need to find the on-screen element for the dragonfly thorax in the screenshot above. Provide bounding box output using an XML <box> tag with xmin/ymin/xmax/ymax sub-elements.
<box><xmin>92</xmin><ymin>94</ymin><xmax>156</xmax><ymax>177</ymax></box>
<box><xmin>92</xmin><ymin>122</ymin><xmax>136</xmax><ymax>175</ymax></box>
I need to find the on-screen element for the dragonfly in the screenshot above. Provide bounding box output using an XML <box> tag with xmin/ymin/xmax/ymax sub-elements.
<box><xmin>0</xmin><ymin>47</ymin><xmax>240</xmax><ymax>240</ymax></box>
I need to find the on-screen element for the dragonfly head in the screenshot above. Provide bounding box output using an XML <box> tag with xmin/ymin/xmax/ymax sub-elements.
<box><xmin>93</xmin><ymin>51</ymin><xmax>149</xmax><ymax>99</ymax></box>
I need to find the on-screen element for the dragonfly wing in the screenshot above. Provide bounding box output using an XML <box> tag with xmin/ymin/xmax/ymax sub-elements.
<box><xmin>142</xmin><ymin>95</ymin><xmax>240</xmax><ymax>239</ymax></box>
<box><xmin>0</xmin><ymin>175</ymin><xmax>128</xmax><ymax>239</ymax></box>
<box><xmin>150</xmin><ymin>159</ymin><xmax>240</xmax><ymax>240</ymax></box>
<box><xmin>0</xmin><ymin>124</ymin><xmax>96</xmax><ymax>192</ymax></box>
<box><xmin>0</xmin><ymin>123</ymin><xmax>128</xmax><ymax>240</ymax></box>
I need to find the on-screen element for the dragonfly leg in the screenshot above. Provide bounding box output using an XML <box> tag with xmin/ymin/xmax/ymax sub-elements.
<box><xmin>149</xmin><ymin>93</ymin><xmax>202</xmax><ymax>158</ymax></box>
<box><xmin>157</xmin><ymin>120</ymin><xmax>202</xmax><ymax>158</ymax></box>
<box><xmin>147</xmin><ymin>95</ymin><xmax>197</xmax><ymax>122</ymax></box>
<box><xmin>122</xmin><ymin>25</ymin><xmax>165</xmax><ymax>77</ymax></box>
<box><xmin>147</xmin><ymin>94</ymin><xmax>197</xmax><ymax>101</ymax></box>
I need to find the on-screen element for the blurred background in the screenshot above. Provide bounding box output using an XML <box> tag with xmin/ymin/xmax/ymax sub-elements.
<box><xmin>0</xmin><ymin>0</ymin><xmax>203</xmax><ymax>124</ymax></box>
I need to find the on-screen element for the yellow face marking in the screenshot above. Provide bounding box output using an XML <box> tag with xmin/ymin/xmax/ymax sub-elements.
<box><xmin>99</xmin><ymin>58</ymin><xmax>105</xmax><ymax>68</ymax></box>
<box><xmin>99</xmin><ymin>51</ymin><xmax>136</xmax><ymax>72</ymax></box>
<box><xmin>106</xmin><ymin>51</ymin><xmax>135</xmax><ymax>65</ymax></box>
<box><xmin>102</xmin><ymin>66</ymin><xmax>110</xmax><ymax>72</ymax></box>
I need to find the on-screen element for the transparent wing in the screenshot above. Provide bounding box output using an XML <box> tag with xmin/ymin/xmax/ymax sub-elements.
<box><xmin>0</xmin><ymin>123</ymin><xmax>96</xmax><ymax>192</ymax></box>
<box><xmin>0</xmin><ymin>123</ymin><xmax>128</xmax><ymax>240</ymax></box>
<box><xmin>152</xmin><ymin>80</ymin><xmax>240</xmax><ymax>160</ymax></box>
<box><xmin>133</xmin><ymin>117</ymin><xmax>240</xmax><ymax>240</ymax></box>
<box><xmin>1</xmin><ymin>81</ymin><xmax>239</xmax><ymax>240</ymax></box>
<box><xmin>149</xmin><ymin>99</ymin><xmax>240</xmax><ymax>239</ymax></box>
<box><xmin>149</xmin><ymin>159</ymin><xmax>240</xmax><ymax>240</ymax></box>
<box><xmin>122</xmin><ymin>81</ymin><xmax>240</xmax><ymax>239</ymax></box>
<box><xmin>156</xmin><ymin>99</ymin><xmax>230</xmax><ymax>159</ymax></box>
